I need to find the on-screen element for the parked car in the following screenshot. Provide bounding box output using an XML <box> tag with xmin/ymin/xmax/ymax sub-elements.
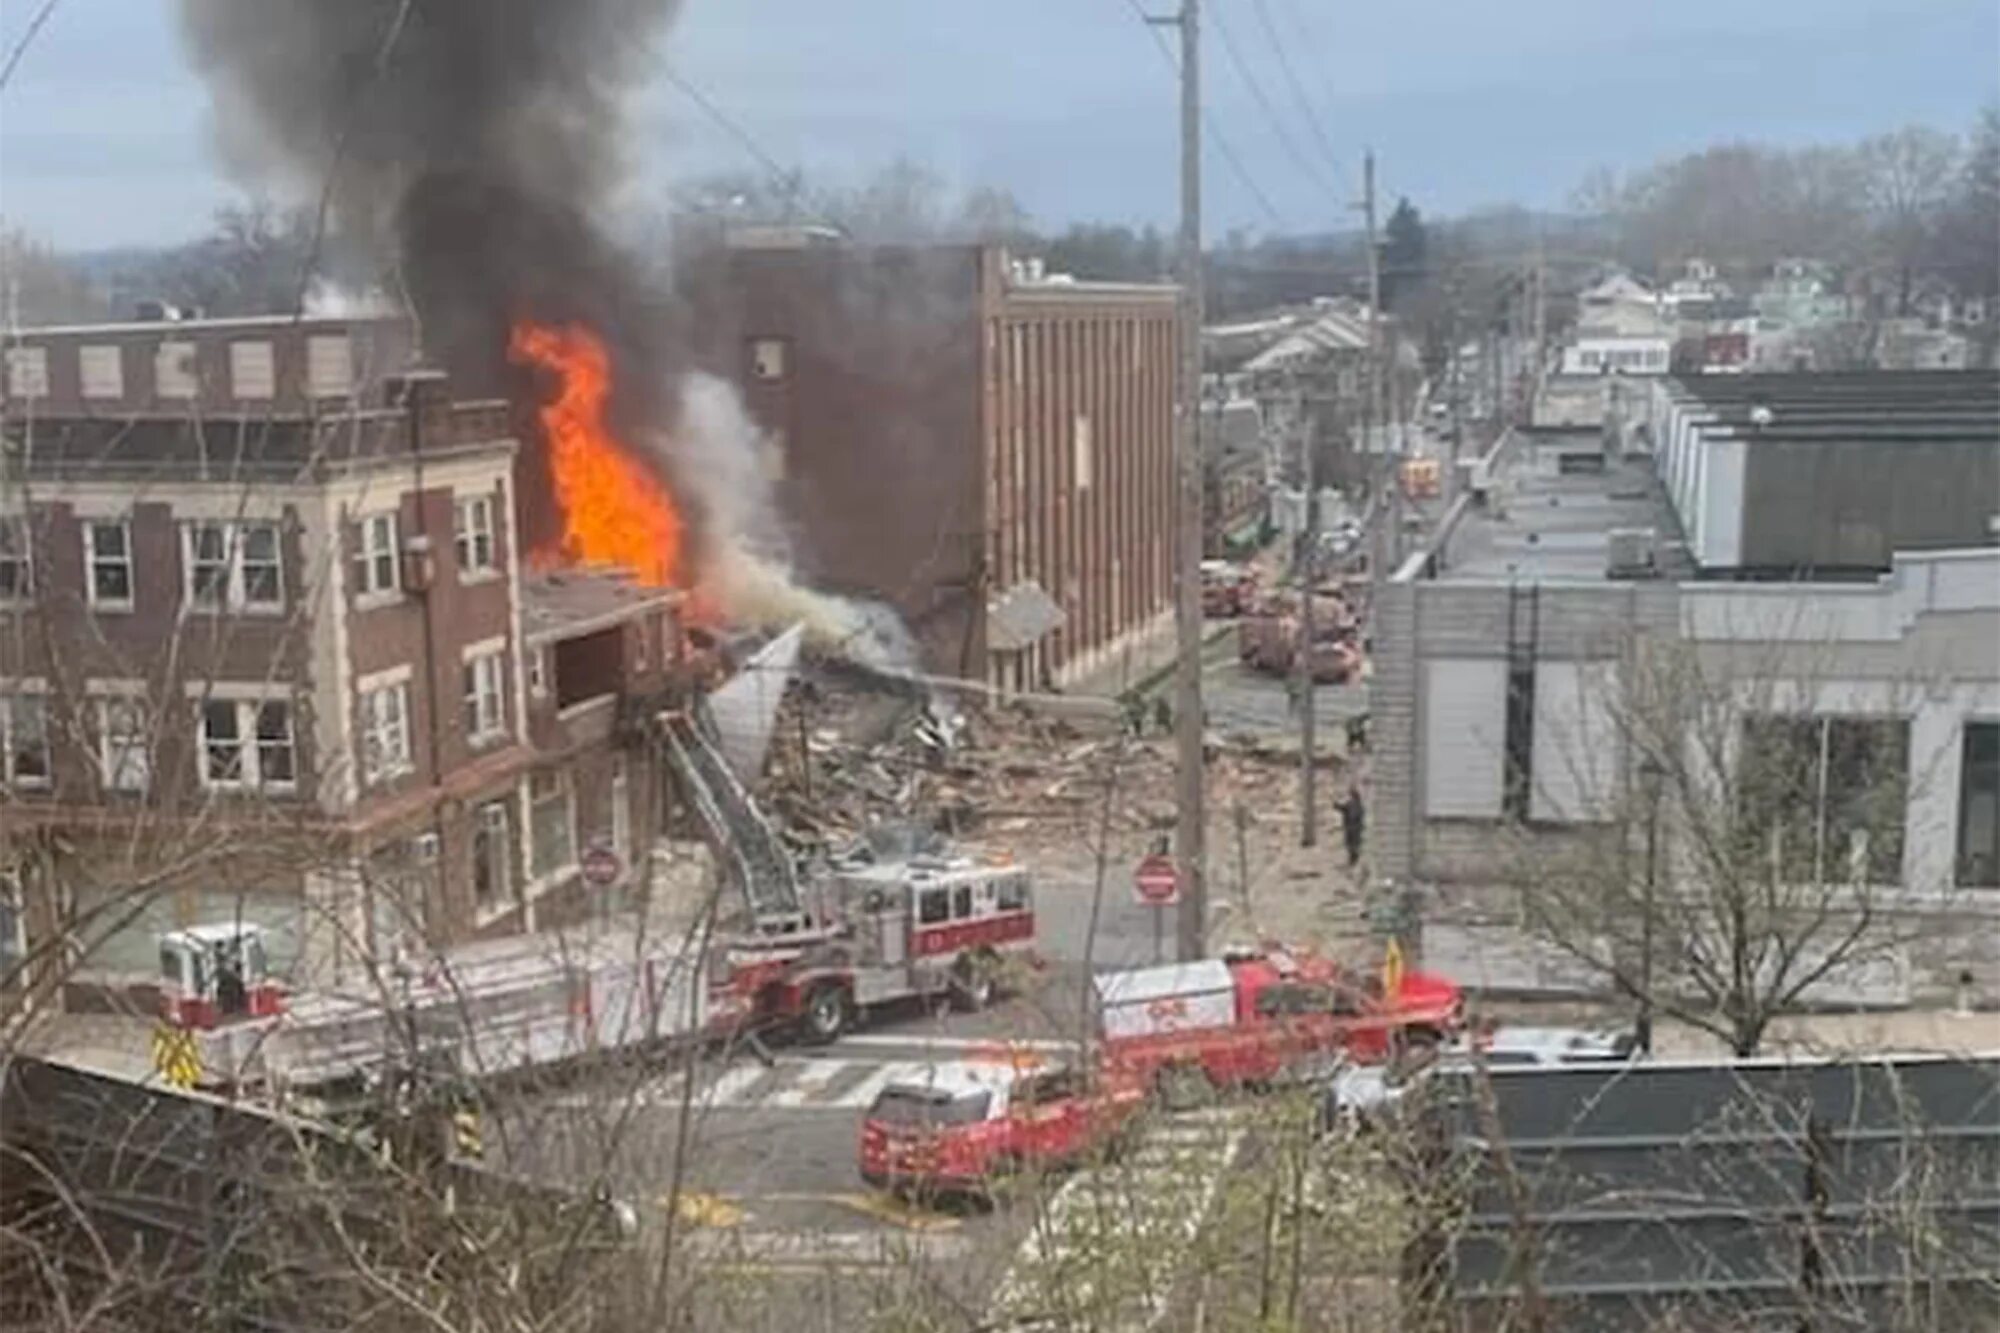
<box><xmin>1318</xmin><ymin>1025</ymin><xmax>1640</xmax><ymax>1133</ymax></box>
<box><xmin>858</xmin><ymin>1057</ymin><xmax>1146</xmax><ymax>1200</ymax></box>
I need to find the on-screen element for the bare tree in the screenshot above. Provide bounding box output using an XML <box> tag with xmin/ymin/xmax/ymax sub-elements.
<box><xmin>1857</xmin><ymin>125</ymin><xmax>1966</xmax><ymax>315</ymax></box>
<box><xmin>1511</xmin><ymin>630</ymin><xmax>1950</xmax><ymax>1058</ymax></box>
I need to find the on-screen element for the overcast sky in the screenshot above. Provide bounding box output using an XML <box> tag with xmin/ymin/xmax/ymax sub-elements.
<box><xmin>2</xmin><ymin>0</ymin><xmax>1995</xmax><ymax>251</ymax></box>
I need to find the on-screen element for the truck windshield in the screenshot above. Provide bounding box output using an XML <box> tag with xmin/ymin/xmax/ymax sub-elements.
<box><xmin>869</xmin><ymin>1087</ymin><xmax>990</xmax><ymax>1126</ymax></box>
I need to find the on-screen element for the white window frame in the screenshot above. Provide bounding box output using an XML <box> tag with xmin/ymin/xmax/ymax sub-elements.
<box><xmin>0</xmin><ymin>515</ymin><xmax>31</xmax><ymax>603</ymax></box>
<box><xmin>1074</xmin><ymin>413</ymin><xmax>1094</xmax><ymax>492</ymax></box>
<box><xmin>84</xmin><ymin>519</ymin><xmax>135</xmax><ymax>611</ymax></box>
<box><xmin>96</xmin><ymin>697</ymin><xmax>150</xmax><ymax>793</ymax></box>
<box><xmin>5</xmin><ymin>347</ymin><xmax>48</xmax><ymax>399</ymax></box>
<box><xmin>351</xmin><ymin>511</ymin><xmax>402</xmax><ymax>602</ymax></box>
<box><xmin>196</xmin><ymin>695</ymin><xmax>298</xmax><ymax>793</ymax></box>
<box><xmin>228</xmin><ymin>340</ymin><xmax>276</xmax><ymax>400</ymax></box>
<box><xmin>359</xmin><ymin>678</ymin><xmax>413</xmax><ymax>785</ymax></box>
<box><xmin>527</xmin><ymin>645</ymin><xmax>548</xmax><ymax>698</ymax></box>
<box><xmin>1</xmin><ymin>690</ymin><xmax>52</xmax><ymax>790</ymax></box>
<box><xmin>462</xmin><ymin>649</ymin><xmax>507</xmax><ymax>745</ymax></box>
<box><xmin>155</xmin><ymin>341</ymin><xmax>197</xmax><ymax>399</ymax></box>
<box><xmin>528</xmin><ymin>770</ymin><xmax>577</xmax><ymax>883</ymax></box>
<box><xmin>453</xmin><ymin>494</ymin><xmax>496</xmax><ymax>579</ymax></box>
<box><xmin>306</xmin><ymin>334</ymin><xmax>354</xmax><ymax>398</ymax></box>
<box><xmin>472</xmin><ymin>800</ymin><xmax>513</xmax><ymax>917</ymax></box>
<box><xmin>182</xmin><ymin>521</ymin><xmax>284</xmax><ymax>613</ymax></box>
<box><xmin>79</xmin><ymin>345</ymin><xmax>124</xmax><ymax>400</ymax></box>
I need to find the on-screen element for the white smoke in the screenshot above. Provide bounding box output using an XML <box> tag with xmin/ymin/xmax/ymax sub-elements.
<box><xmin>657</xmin><ymin>372</ymin><xmax>914</xmax><ymax>673</ymax></box>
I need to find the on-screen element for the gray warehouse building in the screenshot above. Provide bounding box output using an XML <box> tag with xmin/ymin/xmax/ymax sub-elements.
<box><xmin>1373</xmin><ymin>371</ymin><xmax>2000</xmax><ymax>1011</ymax></box>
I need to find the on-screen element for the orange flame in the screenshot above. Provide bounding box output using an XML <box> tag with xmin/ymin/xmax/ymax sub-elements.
<box><xmin>509</xmin><ymin>319</ymin><xmax>683</xmax><ymax>587</ymax></box>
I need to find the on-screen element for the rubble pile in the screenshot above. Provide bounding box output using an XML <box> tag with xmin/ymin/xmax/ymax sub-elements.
<box><xmin>757</xmin><ymin>673</ymin><xmax>1344</xmax><ymax>862</ymax></box>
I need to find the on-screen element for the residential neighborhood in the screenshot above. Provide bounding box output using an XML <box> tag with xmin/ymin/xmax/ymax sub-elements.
<box><xmin>0</xmin><ymin>3</ymin><xmax>1995</xmax><ymax>1332</ymax></box>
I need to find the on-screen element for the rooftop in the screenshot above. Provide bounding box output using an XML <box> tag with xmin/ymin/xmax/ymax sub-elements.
<box><xmin>520</xmin><ymin>566</ymin><xmax>678</xmax><ymax>646</ymax></box>
<box><xmin>1440</xmin><ymin>430</ymin><xmax>1691</xmax><ymax>583</ymax></box>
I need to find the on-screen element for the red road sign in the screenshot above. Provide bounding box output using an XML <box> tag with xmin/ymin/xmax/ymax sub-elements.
<box><xmin>1133</xmin><ymin>854</ymin><xmax>1180</xmax><ymax>906</ymax></box>
<box><xmin>581</xmin><ymin>845</ymin><xmax>622</xmax><ymax>887</ymax></box>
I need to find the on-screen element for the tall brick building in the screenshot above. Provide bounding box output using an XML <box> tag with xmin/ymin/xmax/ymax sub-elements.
<box><xmin>680</xmin><ymin>235</ymin><xmax>1182</xmax><ymax>690</ymax></box>
<box><xmin>1</xmin><ymin>319</ymin><xmax>678</xmax><ymax>1001</ymax></box>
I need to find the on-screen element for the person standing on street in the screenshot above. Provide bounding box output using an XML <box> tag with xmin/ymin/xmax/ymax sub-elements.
<box><xmin>1337</xmin><ymin>783</ymin><xmax>1366</xmax><ymax>869</ymax></box>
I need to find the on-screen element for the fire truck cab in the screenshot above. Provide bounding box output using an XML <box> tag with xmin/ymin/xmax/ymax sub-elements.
<box><xmin>158</xmin><ymin>924</ymin><xmax>286</xmax><ymax>1030</ymax></box>
<box><xmin>735</xmin><ymin>854</ymin><xmax>1037</xmax><ymax>1044</ymax></box>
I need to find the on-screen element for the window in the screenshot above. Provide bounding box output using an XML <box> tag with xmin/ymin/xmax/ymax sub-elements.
<box><xmin>473</xmin><ymin>801</ymin><xmax>511</xmax><ymax>908</ymax></box>
<box><xmin>85</xmin><ymin>521</ymin><xmax>133</xmax><ymax>608</ymax></box>
<box><xmin>462</xmin><ymin>651</ymin><xmax>506</xmax><ymax>743</ymax></box>
<box><xmin>1073</xmin><ymin>413</ymin><xmax>1093</xmax><ymax>492</ymax></box>
<box><xmin>352</xmin><ymin>512</ymin><xmax>400</xmax><ymax>598</ymax></box>
<box><xmin>1958</xmin><ymin>723</ymin><xmax>1999</xmax><ymax>888</ymax></box>
<box><xmin>529</xmin><ymin>771</ymin><xmax>574</xmax><ymax>879</ymax></box>
<box><xmin>155</xmin><ymin>341</ymin><xmax>197</xmax><ymax>398</ymax></box>
<box><xmin>97</xmin><ymin>698</ymin><xmax>149</xmax><ymax>792</ymax></box>
<box><xmin>1741</xmin><ymin>716</ymin><xmax>1909</xmax><ymax>884</ymax></box>
<box><xmin>229</xmin><ymin>341</ymin><xmax>275</xmax><ymax>400</ymax></box>
<box><xmin>952</xmin><ymin>884</ymin><xmax>974</xmax><ymax>919</ymax></box>
<box><xmin>184</xmin><ymin>522</ymin><xmax>283</xmax><ymax>611</ymax></box>
<box><xmin>917</xmin><ymin>889</ymin><xmax>949</xmax><ymax>925</ymax></box>
<box><xmin>996</xmin><ymin>876</ymin><xmax>1028</xmax><ymax>912</ymax></box>
<box><xmin>5</xmin><ymin>347</ymin><xmax>48</xmax><ymax>398</ymax></box>
<box><xmin>360</xmin><ymin>682</ymin><xmax>412</xmax><ymax>784</ymax></box>
<box><xmin>305</xmin><ymin>334</ymin><xmax>353</xmax><ymax>398</ymax></box>
<box><xmin>633</xmin><ymin>619</ymin><xmax>650</xmax><ymax>671</ymax></box>
<box><xmin>0</xmin><ymin>517</ymin><xmax>30</xmax><ymax>601</ymax></box>
<box><xmin>610</xmin><ymin>757</ymin><xmax>630</xmax><ymax>858</ymax></box>
<box><xmin>749</xmin><ymin>337</ymin><xmax>787</xmax><ymax>381</ymax></box>
<box><xmin>80</xmin><ymin>345</ymin><xmax>123</xmax><ymax>399</ymax></box>
<box><xmin>199</xmin><ymin>697</ymin><xmax>296</xmax><ymax>791</ymax></box>
<box><xmin>453</xmin><ymin>495</ymin><xmax>495</xmax><ymax>576</ymax></box>
<box><xmin>2</xmin><ymin>695</ymin><xmax>51</xmax><ymax>789</ymax></box>
<box><xmin>527</xmin><ymin>646</ymin><xmax>548</xmax><ymax>697</ymax></box>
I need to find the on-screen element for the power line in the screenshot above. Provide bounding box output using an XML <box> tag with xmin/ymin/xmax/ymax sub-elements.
<box><xmin>0</xmin><ymin>0</ymin><xmax>63</xmax><ymax>93</ymax></box>
<box><xmin>657</xmin><ymin>62</ymin><xmax>803</xmax><ymax>200</ymax></box>
<box><xmin>1118</xmin><ymin>0</ymin><xmax>1286</xmax><ymax>228</ymax></box>
<box><xmin>1209</xmin><ymin>0</ymin><xmax>1342</xmax><ymax>207</ymax></box>
<box><xmin>1253</xmin><ymin>0</ymin><xmax>1357</xmax><ymax>197</ymax></box>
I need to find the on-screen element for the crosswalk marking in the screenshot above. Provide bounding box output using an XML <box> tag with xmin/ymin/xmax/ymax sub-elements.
<box><xmin>702</xmin><ymin>1061</ymin><xmax>777</xmax><ymax>1106</ymax></box>
<box><xmin>835</xmin><ymin>1059</ymin><xmax>935</xmax><ymax>1111</ymax></box>
<box><xmin>762</xmin><ymin>1058</ymin><xmax>848</xmax><ymax>1107</ymax></box>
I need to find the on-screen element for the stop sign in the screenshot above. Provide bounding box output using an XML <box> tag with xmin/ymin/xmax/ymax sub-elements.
<box><xmin>1133</xmin><ymin>853</ymin><xmax>1180</xmax><ymax>906</ymax></box>
<box><xmin>581</xmin><ymin>845</ymin><xmax>622</xmax><ymax>887</ymax></box>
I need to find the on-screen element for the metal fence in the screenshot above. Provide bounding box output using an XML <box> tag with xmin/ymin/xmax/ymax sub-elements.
<box><xmin>1414</xmin><ymin>1053</ymin><xmax>2000</xmax><ymax>1332</ymax></box>
<box><xmin>0</xmin><ymin>1055</ymin><xmax>630</xmax><ymax>1331</ymax></box>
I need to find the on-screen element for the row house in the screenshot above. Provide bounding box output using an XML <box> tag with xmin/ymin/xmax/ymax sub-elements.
<box><xmin>0</xmin><ymin>364</ymin><xmax>679</xmax><ymax>1006</ymax></box>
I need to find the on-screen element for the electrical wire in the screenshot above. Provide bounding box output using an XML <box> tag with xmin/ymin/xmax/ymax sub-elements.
<box><xmin>1253</xmin><ymin>0</ymin><xmax>1358</xmax><ymax>198</ymax></box>
<box><xmin>1116</xmin><ymin>0</ymin><xmax>1288</xmax><ymax>229</ymax></box>
<box><xmin>0</xmin><ymin>0</ymin><xmax>61</xmax><ymax>93</ymax></box>
<box><xmin>1210</xmin><ymin>0</ymin><xmax>1342</xmax><ymax>207</ymax></box>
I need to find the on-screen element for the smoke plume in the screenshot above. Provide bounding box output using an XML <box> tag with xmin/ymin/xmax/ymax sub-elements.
<box><xmin>176</xmin><ymin>1</ymin><xmax>903</xmax><ymax>666</ymax></box>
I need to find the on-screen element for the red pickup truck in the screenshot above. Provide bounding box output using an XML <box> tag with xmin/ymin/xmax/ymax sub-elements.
<box><xmin>1093</xmin><ymin>945</ymin><xmax>1462</xmax><ymax>1106</ymax></box>
<box><xmin>858</xmin><ymin>1057</ymin><xmax>1147</xmax><ymax>1198</ymax></box>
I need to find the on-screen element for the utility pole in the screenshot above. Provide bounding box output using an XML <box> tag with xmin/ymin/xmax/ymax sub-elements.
<box><xmin>1361</xmin><ymin>151</ymin><xmax>1390</xmax><ymax>607</ymax></box>
<box><xmin>1295</xmin><ymin>383</ymin><xmax>1318</xmax><ymax>846</ymax></box>
<box><xmin>1151</xmin><ymin>0</ymin><xmax>1207</xmax><ymax>960</ymax></box>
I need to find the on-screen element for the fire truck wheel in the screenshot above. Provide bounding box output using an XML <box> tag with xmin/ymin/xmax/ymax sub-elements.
<box><xmin>800</xmin><ymin>985</ymin><xmax>850</xmax><ymax>1044</ymax></box>
<box><xmin>949</xmin><ymin>953</ymin><xmax>996</xmax><ymax>1012</ymax></box>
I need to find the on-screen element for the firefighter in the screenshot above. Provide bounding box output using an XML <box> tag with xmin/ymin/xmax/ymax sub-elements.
<box><xmin>1337</xmin><ymin>782</ymin><xmax>1366</xmax><ymax>870</ymax></box>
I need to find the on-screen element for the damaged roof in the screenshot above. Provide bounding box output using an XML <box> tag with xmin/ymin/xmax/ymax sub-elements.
<box><xmin>520</xmin><ymin>566</ymin><xmax>678</xmax><ymax>645</ymax></box>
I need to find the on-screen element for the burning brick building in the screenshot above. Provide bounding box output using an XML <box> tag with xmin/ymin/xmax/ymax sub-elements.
<box><xmin>0</xmin><ymin>319</ymin><xmax>680</xmax><ymax>1001</ymax></box>
<box><xmin>679</xmin><ymin>234</ymin><xmax>1182</xmax><ymax>690</ymax></box>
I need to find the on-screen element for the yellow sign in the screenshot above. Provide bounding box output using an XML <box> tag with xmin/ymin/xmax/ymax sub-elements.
<box><xmin>452</xmin><ymin>1109</ymin><xmax>484</xmax><ymax>1159</ymax></box>
<box><xmin>151</xmin><ymin>1025</ymin><xmax>202</xmax><ymax>1090</ymax></box>
<box><xmin>671</xmin><ymin>1191</ymin><xmax>746</xmax><ymax>1229</ymax></box>
<box><xmin>1381</xmin><ymin>938</ymin><xmax>1406</xmax><ymax>999</ymax></box>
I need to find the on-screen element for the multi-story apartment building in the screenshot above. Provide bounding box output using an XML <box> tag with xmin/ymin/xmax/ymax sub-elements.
<box><xmin>678</xmin><ymin>234</ymin><xmax>1182</xmax><ymax>690</ymax></box>
<box><xmin>1</xmin><ymin>325</ymin><xmax>678</xmax><ymax>1005</ymax></box>
<box><xmin>1371</xmin><ymin>371</ymin><xmax>2000</xmax><ymax>1007</ymax></box>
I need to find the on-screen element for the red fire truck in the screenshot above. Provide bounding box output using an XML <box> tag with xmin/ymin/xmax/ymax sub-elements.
<box><xmin>158</xmin><ymin>924</ymin><xmax>287</xmax><ymax>1029</ymax></box>
<box><xmin>1092</xmin><ymin>944</ymin><xmax>1461</xmax><ymax>1106</ymax></box>
<box><xmin>858</xmin><ymin>1055</ymin><xmax>1147</xmax><ymax>1197</ymax></box>
<box><xmin>732</xmin><ymin>852</ymin><xmax>1038</xmax><ymax>1044</ymax></box>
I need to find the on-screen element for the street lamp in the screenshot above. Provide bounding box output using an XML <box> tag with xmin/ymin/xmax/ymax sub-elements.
<box><xmin>1637</xmin><ymin>754</ymin><xmax>1665</xmax><ymax>1056</ymax></box>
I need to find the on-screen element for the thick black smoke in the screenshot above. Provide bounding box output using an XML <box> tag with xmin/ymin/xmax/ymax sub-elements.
<box><xmin>176</xmin><ymin>0</ymin><xmax>697</xmax><ymax>550</ymax></box>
